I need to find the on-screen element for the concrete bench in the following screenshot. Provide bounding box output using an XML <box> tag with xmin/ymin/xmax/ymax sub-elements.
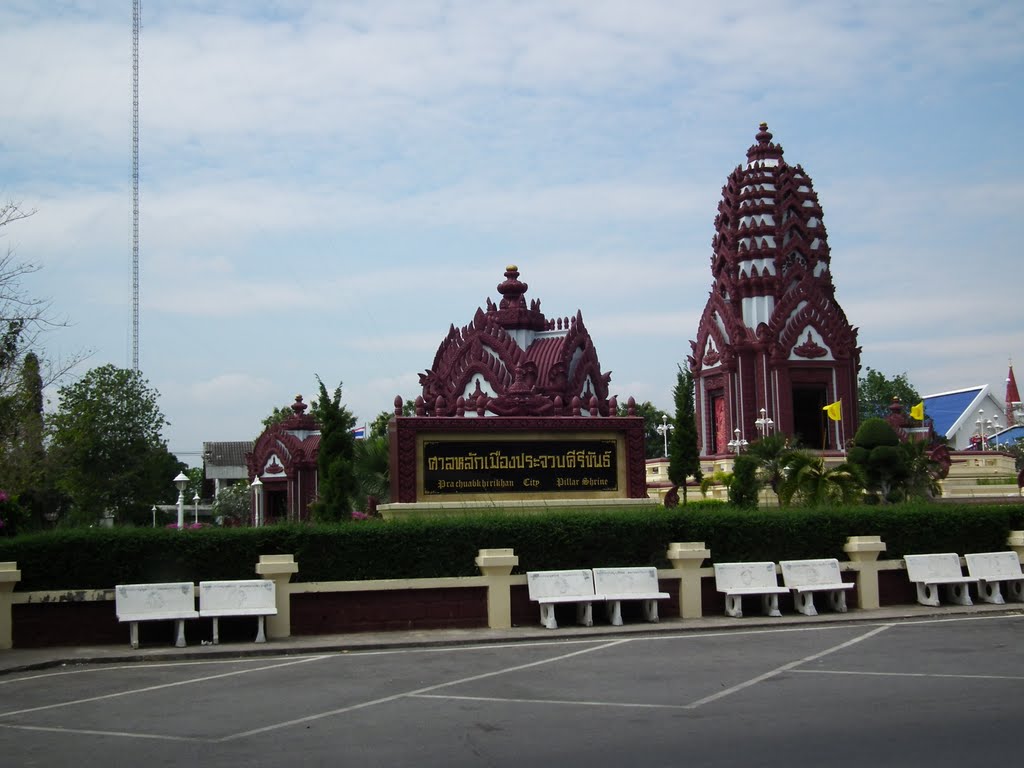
<box><xmin>115</xmin><ymin>582</ymin><xmax>199</xmax><ymax>649</ymax></box>
<box><xmin>713</xmin><ymin>562</ymin><xmax>789</xmax><ymax>618</ymax></box>
<box><xmin>964</xmin><ymin>551</ymin><xmax>1024</xmax><ymax>605</ymax></box>
<box><xmin>592</xmin><ymin>567</ymin><xmax>669</xmax><ymax>626</ymax></box>
<box><xmin>199</xmin><ymin>580</ymin><xmax>277</xmax><ymax>644</ymax></box>
<box><xmin>779</xmin><ymin>558</ymin><xmax>855</xmax><ymax>616</ymax></box>
<box><xmin>904</xmin><ymin>553</ymin><xmax>977</xmax><ymax>607</ymax></box>
<box><xmin>526</xmin><ymin>569</ymin><xmax>603</xmax><ymax>629</ymax></box>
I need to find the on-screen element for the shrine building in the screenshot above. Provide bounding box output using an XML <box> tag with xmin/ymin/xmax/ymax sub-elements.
<box><xmin>245</xmin><ymin>395</ymin><xmax>320</xmax><ymax>523</ymax></box>
<box><xmin>387</xmin><ymin>265</ymin><xmax>649</xmax><ymax>508</ymax></box>
<box><xmin>417</xmin><ymin>265</ymin><xmax>613</xmax><ymax>417</ymax></box>
<box><xmin>688</xmin><ymin>124</ymin><xmax>861</xmax><ymax>455</ymax></box>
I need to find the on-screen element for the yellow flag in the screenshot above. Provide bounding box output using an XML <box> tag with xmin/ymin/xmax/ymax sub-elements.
<box><xmin>822</xmin><ymin>400</ymin><xmax>842</xmax><ymax>422</ymax></box>
<box><xmin>909</xmin><ymin>401</ymin><xmax>925</xmax><ymax>421</ymax></box>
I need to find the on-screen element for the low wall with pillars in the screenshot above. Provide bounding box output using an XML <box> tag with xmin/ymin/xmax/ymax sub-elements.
<box><xmin>2</xmin><ymin>532</ymin><xmax>1023</xmax><ymax>649</ymax></box>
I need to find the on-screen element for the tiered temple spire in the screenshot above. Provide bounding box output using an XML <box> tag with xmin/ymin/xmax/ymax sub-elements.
<box><xmin>689</xmin><ymin>124</ymin><xmax>860</xmax><ymax>454</ymax></box>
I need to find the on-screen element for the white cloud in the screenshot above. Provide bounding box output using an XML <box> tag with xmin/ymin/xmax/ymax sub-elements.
<box><xmin>2</xmin><ymin>1</ymin><xmax>1022</xmax><ymax>458</ymax></box>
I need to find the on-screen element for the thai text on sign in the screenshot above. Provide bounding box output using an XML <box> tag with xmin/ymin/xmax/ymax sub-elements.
<box><xmin>422</xmin><ymin>439</ymin><xmax>619</xmax><ymax>495</ymax></box>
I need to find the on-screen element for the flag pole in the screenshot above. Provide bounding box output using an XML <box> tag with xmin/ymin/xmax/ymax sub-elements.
<box><xmin>840</xmin><ymin>400</ymin><xmax>845</xmax><ymax>455</ymax></box>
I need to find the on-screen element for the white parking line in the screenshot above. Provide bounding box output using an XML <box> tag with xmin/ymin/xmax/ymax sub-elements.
<box><xmin>0</xmin><ymin>655</ymin><xmax>331</xmax><ymax>719</ymax></box>
<box><xmin>0</xmin><ymin>721</ymin><xmax>205</xmax><ymax>743</ymax></box>
<box><xmin>0</xmin><ymin>655</ymin><xmax>320</xmax><ymax>686</ymax></box>
<box><xmin>412</xmin><ymin>693</ymin><xmax>691</xmax><ymax>710</ymax></box>
<box><xmin>792</xmin><ymin>669</ymin><xmax>1024</xmax><ymax>681</ymax></box>
<box><xmin>682</xmin><ymin>624</ymin><xmax>892</xmax><ymax>709</ymax></box>
<box><xmin>218</xmin><ymin>638</ymin><xmax>631</xmax><ymax>742</ymax></box>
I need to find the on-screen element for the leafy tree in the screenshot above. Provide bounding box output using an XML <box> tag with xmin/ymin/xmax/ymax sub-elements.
<box><xmin>858</xmin><ymin>367</ymin><xmax>921</xmax><ymax>421</ymax></box>
<box><xmin>49</xmin><ymin>364</ymin><xmax>183</xmax><ymax>525</ymax></box>
<box><xmin>777</xmin><ymin>451</ymin><xmax>864</xmax><ymax>507</ymax></box>
<box><xmin>311</xmin><ymin>376</ymin><xmax>358</xmax><ymax>522</ymax></box>
<box><xmin>1002</xmin><ymin>438</ymin><xmax>1024</xmax><ymax>472</ymax></box>
<box><xmin>353</xmin><ymin>435</ymin><xmax>390</xmax><ymax>512</ymax></box>
<box><xmin>746</xmin><ymin>433</ymin><xmax>795</xmax><ymax>499</ymax></box>
<box><xmin>847</xmin><ymin>417</ymin><xmax>908</xmax><ymax>504</ymax></box>
<box><xmin>0</xmin><ymin>203</ymin><xmax>87</xmax><ymax>420</ymax></box>
<box><xmin>0</xmin><ymin>352</ymin><xmax>45</xmax><ymax>496</ymax></box>
<box><xmin>617</xmin><ymin>400</ymin><xmax>670</xmax><ymax>459</ymax></box>
<box><xmin>212</xmin><ymin>481</ymin><xmax>251</xmax><ymax>526</ymax></box>
<box><xmin>900</xmin><ymin>439</ymin><xmax>943</xmax><ymax>502</ymax></box>
<box><xmin>728</xmin><ymin>454</ymin><xmax>761</xmax><ymax>509</ymax></box>
<box><xmin>261</xmin><ymin>404</ymin><xmax>294</xmax><ymax>430</ymax></box>
<box><xmin>668</xmin><ymin>366</ymin><xmax>702</xmax><ymax>503</ymax></box>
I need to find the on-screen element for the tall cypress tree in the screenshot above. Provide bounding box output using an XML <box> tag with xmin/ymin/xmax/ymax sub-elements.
<box><xmin>668</xmin><ymin>365</ymin><xmax>702</xmax><ymax>503</ymax></box>
<box><xmin>313</xmin><ymin>376</ymin><xmax>358</xmax><ymax>521</ymax></box>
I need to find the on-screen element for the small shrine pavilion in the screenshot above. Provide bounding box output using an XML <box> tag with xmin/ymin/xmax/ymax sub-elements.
<box><xmin>246</xmin><ymin>395</ymin><xmax>320</xmax><ymax>523</ymax></box>
<box><xmin>689</xmin><ymin>124</ymin><xmax>861</xmax><ymax>455</ymax></box>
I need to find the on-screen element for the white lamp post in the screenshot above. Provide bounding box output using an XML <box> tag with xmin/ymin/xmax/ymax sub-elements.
<box><xmin>192</xmin><ymin>493</ymin><xmax>201</xmax><ymax>525</ymax></box>
<box><xmin>755</xmin><ymin>407</ymin><xmax>775</xmax><ymax>438</ymax></box>
<box><xmin>655</xmin><ymin>414</ymin><xmax>674</xmax><ymax>457</ymax></box>
<box><xmin>250</xmin><ymin>475</ymin><xmax>263</xmax><ymax>527</ymax></box>
<box><xmin>173</xmin><ymin>472</ymin><xmax>189</xmax><ymax>530</ymax></box>
<box><xmin>151</xmin><ymin>505</ymin><xmax>157</xmax><ymax>528</ymax></box>
<box><xmin>975</xmin><ymin>409</ymin><xmax>999</xmax><ymax>451</ymax></box>
<box><xmin>727</xmin><ymin>428</ymin><xmax>748</xmax><ymax>454</ymax></box>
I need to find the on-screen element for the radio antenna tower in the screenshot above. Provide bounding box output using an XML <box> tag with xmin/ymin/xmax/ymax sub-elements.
<box><xmin>131</xmin><ymin>0</ymin><xmax>141</xmax><ymax>370</ymax></box>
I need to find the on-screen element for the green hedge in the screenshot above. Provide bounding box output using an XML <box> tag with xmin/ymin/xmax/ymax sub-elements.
<box><xmin>2</xmin><ymin>501</ymin><xmax>1022</xmax><ymax>591</ymax></box>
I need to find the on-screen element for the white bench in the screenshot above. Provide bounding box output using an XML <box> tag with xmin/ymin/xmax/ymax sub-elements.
<box><xmin>713</xmin><ymin>562</ymin><xmax>789</xmax><ymax>618</ymax></box>
<box><xmin>592</xmin><ymin>567</ymin><xmax>669</xmax><ymax>626</ymax></box>
<box><xmin>526</xmin><ymin>569</ymin><xmax>603</xmax><ymax>629</ymax></box>
<box><xmin>904</xmin><ymin>553</ymin><xmax>977</xmax><ymax>607</ymax></box>
<box><xmin>199</xmin><ymin>580</ymin><xmax>277</xmax><ymax>644</ymax></box>
<box><xmin>780</xmin><ymin>558</ymin><xmax>855</xmax><ymax>616</ymax></box>
<box><xmin>115</xmin><ymin>582</ymin><xmax>199</xmax><ymax>649</ymax></box>
<box><xmin>964</xmin><ymin>551</ymin><xmax>1024</xmax><ymax>605</ymax></box>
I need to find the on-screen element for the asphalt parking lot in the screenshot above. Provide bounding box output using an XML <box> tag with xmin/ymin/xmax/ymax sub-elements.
<box><xmin>1</xmin><ymin>612</ymin><xmax>1021</xmax><ymax>767</ymax></box>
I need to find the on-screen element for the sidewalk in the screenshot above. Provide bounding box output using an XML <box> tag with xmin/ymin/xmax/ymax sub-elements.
<box><xmin>2</xmin><ymin>601</ymin><xmax>1020</xmax><ymax>677</ymax></box>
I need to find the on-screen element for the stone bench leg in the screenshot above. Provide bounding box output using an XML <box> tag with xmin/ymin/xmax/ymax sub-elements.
<box><xmin>129</xmin><ymin>621</ymin><xmax>140</xmax><ymax>650</ymax></box>
<box><xmin>1008</xmin><ymin>580</ymin><xmax>1024</xmax><ymax>603</ymax></box>
<box><xmin>829</xmin><ymin>590</ymin><xmax>848</xmax><ymax>613</ymax></box>
<box><xmin>255</xmin><ymin>616</ymin><xmax>267</xmax><ymax>643</ymax></box>
<box><xmin>793</xmin><ymin>592</ymin><xmax>817</xmax><ymax>617</ymax></box>
<box><xmin>174</xmin><ymin>620</ymin><xmax>187</xmax><ymax>648</ymax></box>
<box><xmin>977</xmin><ymin>580</ymin><xmax>1005</xmax><ymax>605</ymax></box>
<box><xmin>576</xmin><ymin>602</ymin><xmax>594</xmax><ymax>627</ymax></box>
<box><xmin>606</xmin><ymin>601</ymin><xmax>623</xmax><ymax>627</ymax></box>
<box><xmin>724</xmin><ymin>594</ymin><xmax>743</xmax><ymax>618</ymax></box>
<box><xmin>915</xmin><ymin>582</ymin><xmax>940</xmax><ymax>607</ymax></box>
<box><xmin>642</xmin><ymin>599</ymin><xmax>659</xmax><ymax>623</ymax></box>
<box><xmin>760</xmin><ymin>594</ymin><xmax>782</xmax><ymax>618</ymax></box>
<box><xmin>942</xmin><ymin>583</ymin><xmax>972</xmax><ymax>606</ymax></box>
<box><xmin>539</xmin><ymin>604</ymin><xmax>558</xmax><ymax>630</ymax></box>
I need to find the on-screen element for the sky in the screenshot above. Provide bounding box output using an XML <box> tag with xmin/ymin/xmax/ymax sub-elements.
<box><xmin>1</xmin><ymin>1</ymin><xmax>1022</xmax><ymax>465</ymax></box>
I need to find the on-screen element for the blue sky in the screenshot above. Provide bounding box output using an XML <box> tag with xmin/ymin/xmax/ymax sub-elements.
<box><xmin>1</xmin><ymin>1</ymin><xmax>1022</xmax><ymax>464</ymax></box>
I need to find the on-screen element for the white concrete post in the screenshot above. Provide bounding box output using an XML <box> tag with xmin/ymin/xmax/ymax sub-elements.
<box><xmin>256</xmin><ymin>554</ymin><xmax>298</xmax><ymax>639</ymax></box>
<box><xmin>475</xmin><ymin>548</ymin><xmax>519</xmax><ymax>629</ymax></box>
<box><xmin>0</xmin><ymin>562</ymin><xmax>21</xmax><ymax>650</ymax></box>
<box><xmin>843</xmin><ymin>535</ymin><xmax>887</xmax><ymax>610</ymax></box>
<box><xmin>666</xmin><ymin>542</ymin><xmax>711</xmax><ymax>619</ymax></box>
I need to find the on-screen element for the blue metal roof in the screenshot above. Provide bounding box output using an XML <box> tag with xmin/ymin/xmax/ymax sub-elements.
<box><xmin>924</xmin><ymin>388</ymin><xmax>983</xmax><ymax>437</ymax></box>
<box><xmin>991</xmin><ymin>425</ymin><xmax>1024</xmax><ymax>448</ymax></box>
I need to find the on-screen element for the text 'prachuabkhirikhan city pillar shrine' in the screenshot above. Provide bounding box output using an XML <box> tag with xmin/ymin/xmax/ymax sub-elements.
<box><xmin>689</xmin><ymin>124</ymin><xmax>860</xmax><ymax>455</ymax></box>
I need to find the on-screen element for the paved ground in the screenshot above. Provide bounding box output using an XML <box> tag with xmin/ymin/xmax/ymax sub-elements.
<box><xmin>1</xmin><ymin>604</ymin><xmax>1022</xmax><ymax>766</ymax></box>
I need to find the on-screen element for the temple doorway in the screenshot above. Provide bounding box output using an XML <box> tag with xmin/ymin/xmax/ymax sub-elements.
<box><xmin>792</xmin><ymin>386</ymin><xmax>828</xmax><ymax>449</ymax></box>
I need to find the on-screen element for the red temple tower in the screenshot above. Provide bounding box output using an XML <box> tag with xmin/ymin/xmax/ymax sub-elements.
<box><xmin>688</xmin><ymin>124</ymin><xmax>861</xmax><ymax>455</ymax></box>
